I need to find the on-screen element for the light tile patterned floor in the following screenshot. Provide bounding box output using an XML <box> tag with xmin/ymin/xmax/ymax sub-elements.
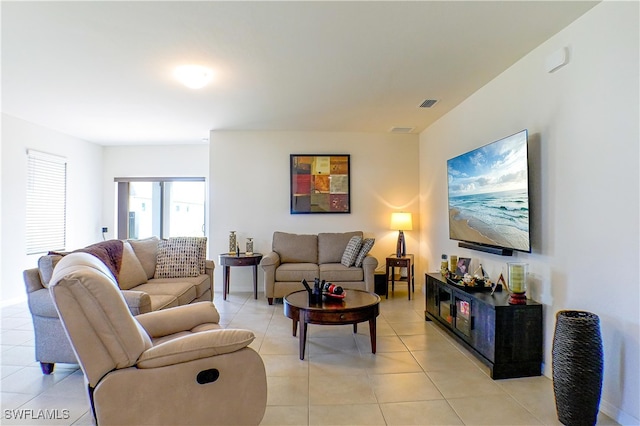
<box><xmin>1</xmin><ymin>287</ymin><xmax>618</xmax><ymax>425</ymax></box>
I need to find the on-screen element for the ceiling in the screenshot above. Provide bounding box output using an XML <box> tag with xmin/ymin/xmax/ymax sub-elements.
<box><xmin>1</xmin><ymin>1</ymin><xmax>599</xmax><ymax>146</ymax></box>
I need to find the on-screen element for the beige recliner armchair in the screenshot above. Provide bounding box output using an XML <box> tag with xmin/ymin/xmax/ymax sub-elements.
<box><xmin>49</xmin><ymin>252</ymin><xmax>267</xmax><ymax>425</ymax></box>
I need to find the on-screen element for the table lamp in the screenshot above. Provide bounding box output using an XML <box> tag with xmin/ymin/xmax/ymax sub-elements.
<box><xmin>390</xmin><ymin>212</ymin><xmax>412</xmax><ymax>257</ymax></box>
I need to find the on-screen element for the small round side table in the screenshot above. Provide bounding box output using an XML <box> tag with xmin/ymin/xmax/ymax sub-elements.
<box><xmin>218</xmin><ymin>253</ymin><xmax>263</xmax><ymax>300</ymax></box>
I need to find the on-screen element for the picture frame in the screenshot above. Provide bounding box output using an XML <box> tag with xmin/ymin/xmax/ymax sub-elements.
<box><xmin>290</xmin><ymin>154</ymin><xmax>351</xmax><ymax>214</ymax></box>
<box><xmin>455</xmin><ymin>257</ymin><xmax>471</xmax><ymax>276</ymax></box>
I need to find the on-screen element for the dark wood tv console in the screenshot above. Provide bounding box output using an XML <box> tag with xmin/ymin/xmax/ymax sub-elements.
<box><xmin>424</xmin><ymin>272</ymin><xmax>542</xmax><ymax>379</ymax></box>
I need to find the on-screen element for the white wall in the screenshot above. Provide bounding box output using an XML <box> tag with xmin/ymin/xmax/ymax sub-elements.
<box><xmin>209</xmin><ymin>131</ymin><xmax>420</xmax><ymax>291</ymax></box>
<box><xmin>101</xmin><ymin>144</ymin><xmax>210</xmax><ymax>240</ymax></box>
<box><xmin>1</xmin><ymin>114</ymin><xmax>103</xmax><ymax>304</ymax></box>
<box><xmin>419</xmin><ymin>2</ymin><xmax>639</xmax><ymax>424</ymax></box>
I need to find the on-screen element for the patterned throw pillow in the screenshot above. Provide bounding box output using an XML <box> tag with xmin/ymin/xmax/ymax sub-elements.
<box><xmin>354</xmin><ymin>238</ymin><xmax>375</xmax><ymax>267</ymax></box>
<box><xmin>341</xmin><ymin>236</ymin><xmax>363</xmax><ymax>267</ymax></box>
<box><xmin>155</xmin><ymin>237</ymin><xmax>207</xmax><ymax>279</ymax></box>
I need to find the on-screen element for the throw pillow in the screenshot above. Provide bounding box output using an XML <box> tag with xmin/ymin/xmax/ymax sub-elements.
<box><xmin>155</xmin><ymin>237</ymin><xmax>207</xmax><ymax>279</ymax></box>
<box><xmin>354</xmin><ymin>238</ymin><xmax>375</xmax><ymax>267</ymax></box>
<box><xmin>128</xmin><ymin>236</ymin><xmax>160</xmax><ymax>280</ymax></box>
<box><xmin>118</xmin><ymin>241</ymin><xmax>149</xmax><ymax>290</ymax></box>
<box><xmin>341</xmin><ymin>236</ymin><xmax>362</xmax><ymax>267</ymax></box>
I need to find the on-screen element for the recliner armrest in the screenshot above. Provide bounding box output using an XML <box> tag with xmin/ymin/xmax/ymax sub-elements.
<box><xmin>136</xmin><ymin>302</ymin><xmax>220</xmax><ymax>338</ymax></box>
<box><xmin>136</xmin><ymin>329</ymin><xmax>255</xmax><ymax>368</ymax></box>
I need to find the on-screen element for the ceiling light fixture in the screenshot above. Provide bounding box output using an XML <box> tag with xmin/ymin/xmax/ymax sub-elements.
<box><xmin>174</xmin><ymin>65</ymin><xmax>214</xmax><ymax>89</ymax></box>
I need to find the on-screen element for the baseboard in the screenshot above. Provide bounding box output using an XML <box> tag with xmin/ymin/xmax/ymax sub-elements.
<box><xmin>600</xmin><ymin>399</ymin><xmax>639</xmax><ymax>425</ymax></box>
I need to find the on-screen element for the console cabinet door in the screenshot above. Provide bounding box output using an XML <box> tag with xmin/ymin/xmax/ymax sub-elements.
<box><xmin>470</xmin><ymin>300</ymin><xmax>495</xmax><ymax>362</ymax></box>
<box><xmin>437</xmin><ymin>286</ymin><xmax>454</xmax><ymax>326</ymax></box>
<box><xmin>425</xmin><ymin>276</ymin><xmax>438</xmax><ymax>318</ymax></box>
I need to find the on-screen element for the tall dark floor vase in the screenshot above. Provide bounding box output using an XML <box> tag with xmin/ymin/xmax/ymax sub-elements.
<box><xmin>552</xmin><ymin>310</ymin><xmax>603</xmax><ymax>426</ymax></box>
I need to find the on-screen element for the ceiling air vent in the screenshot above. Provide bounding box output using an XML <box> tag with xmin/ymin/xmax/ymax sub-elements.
<box><xmin>390</xmin><ymin>127</ymin><xmax>415</xmax><ymax>134</ymax></box>
<box><xmin>419</xmin><ymin>99</ymin><xmax>438</xmax><ymax>108</ymax></box>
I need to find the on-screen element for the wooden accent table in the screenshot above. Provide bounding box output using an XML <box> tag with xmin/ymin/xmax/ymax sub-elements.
<box><xmin>218</xmin><ymin>253</ymin><xmax>263</xmax><ymax>300</ymax></box>
<box><xmin>283</xmin><ymin>290</ymin><xmax>380</xmax><ymax>360</ymax></box>
<box><xmin>385</xmin><ymin>254</ymin><xmax>415</xmax><ymax>300</ymax></box>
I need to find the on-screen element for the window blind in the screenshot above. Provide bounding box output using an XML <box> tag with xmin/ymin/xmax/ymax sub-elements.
<box><xmin>26</xmin><ymin>150</ymin><xmax>67</xmax><ymax>254</ymax></box>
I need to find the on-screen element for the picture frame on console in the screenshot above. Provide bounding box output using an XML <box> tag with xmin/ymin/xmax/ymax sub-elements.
<box><xmin>455</xmin><ymin>257</ymin><xmax>471</xmax><ymax>276</ymax></box>
<box><xmin>290</xmin><ymin>154</ymin><xmax>351</xmax><ymax>214</ymax></box>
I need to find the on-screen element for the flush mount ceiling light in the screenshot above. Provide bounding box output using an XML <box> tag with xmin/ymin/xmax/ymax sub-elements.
<box><xmin>174</xmin><ymin>65</ymin><xmax>214</xmax><ymax>89</ymax></box>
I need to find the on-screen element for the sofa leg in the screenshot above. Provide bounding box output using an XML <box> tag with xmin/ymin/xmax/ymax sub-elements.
<box><xmin>40</xmin><ymin>362</ymin><xmax>55</xmax><ymax>375</ymax></box>
<box><xmin>268</xmin><ymin>298</ymin><xmax>273</xmax><ymax>305</ymax></box>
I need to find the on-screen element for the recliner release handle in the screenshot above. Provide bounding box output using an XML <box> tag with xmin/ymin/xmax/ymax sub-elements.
<box><xmin>196</xmin><ymin>368</ymin><xmax>220</xmax><ymax>384</ymax></box>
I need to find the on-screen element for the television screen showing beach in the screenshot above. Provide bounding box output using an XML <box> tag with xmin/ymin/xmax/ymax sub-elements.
<box><xmin>447</xmin><ymin>130</ymin><xmax>530</xmax><ymax>252</ymax></box>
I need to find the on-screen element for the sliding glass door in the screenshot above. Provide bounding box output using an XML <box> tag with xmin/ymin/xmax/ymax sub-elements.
<box><xmin>116</xmin><ymin>178</ymin><xmax>205</xmax><ymax>240</ymax></box>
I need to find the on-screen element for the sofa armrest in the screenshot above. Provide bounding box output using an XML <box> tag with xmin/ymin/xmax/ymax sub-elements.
<box><xmin>136</xmin><ymin>302</ymin><xmax>220</xmax><ymax>338</ymax></box>
<box><xmin>136</xmin><ymin>328</ymin><xmax>255</xmax><ymax>369</ymax></box>
<box><xmin>121</xmin><ymin>290</ymin><xmax>152</xmax><ymax>316</ymax></box>
<box><xmin>362</xmin><ymin>255</ymin><xmax>379</xmax><ymax>293</ymax></box>
<box><xmin>260</xmin><ymin>252</ymin><xmax>280</xmax><ymax>300</ymax></box>
<box><xmin>205</xmin><ymin>259</ymin><xmax>215</xmax><ymax>298</ymax></box>
<box><xmin>23</xmin><ymin>268</ymin><xmax>45</xmax><ymax>294</ymax></box>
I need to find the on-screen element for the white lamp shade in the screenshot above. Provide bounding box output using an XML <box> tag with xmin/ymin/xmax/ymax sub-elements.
<box><xmin>390</xmin><ymin>212</ymin><xmax>413</xmax><ymax>231</ymax></box>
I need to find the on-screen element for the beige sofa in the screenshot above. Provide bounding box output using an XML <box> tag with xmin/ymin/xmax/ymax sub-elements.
<box><xmin>23</xmin><ymin>236</ymin><xmax>214</xmax><ymax>374</ymax></box>
<box><xmin>260</xmin><ymin>231</ymin><xmax>378</xmax><ymax>304</ymax></box>
<box><xmin>49</xmin><ymin>252</ymin><xmax>266</xmax><ymax>425</ymax></box>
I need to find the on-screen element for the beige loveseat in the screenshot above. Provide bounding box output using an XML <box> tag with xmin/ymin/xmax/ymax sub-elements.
<box><xmin>260</xmin><ymin>231</ymin><xmax>378</xmax><ymax>304</ymax></box>
<box><xmin>23</xmin><ymin>236</ymin><xmax>214</xmax><ymax>374</ymax></box>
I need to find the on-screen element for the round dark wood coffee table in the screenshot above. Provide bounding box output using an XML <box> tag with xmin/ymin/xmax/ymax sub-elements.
<box><xmin>283</xmin><ymin>289</ymin><xmax>380</xmax><ymax>360</ymax></box>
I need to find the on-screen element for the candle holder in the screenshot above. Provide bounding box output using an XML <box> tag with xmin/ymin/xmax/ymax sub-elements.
<box><xmin>507</xmin><ymin>262</ymin><xmax>527</xmax><ymax>304</ymax></box>
<box><xmin>228</xmin><ymin>231</ymin><xmax>237</xmax><ymax>255</ymax></box>
<box><xmin>246</xmin><ymin>238</ymin><xmax>254</xmax><ymax>255</ymax></box>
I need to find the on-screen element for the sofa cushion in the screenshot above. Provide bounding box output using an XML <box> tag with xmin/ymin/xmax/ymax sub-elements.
<box><xmin>37</xmin><ymin>255</ymin><xmax>63</xmax><ymax>288</ymax></box>
<box><xmin>128</xmin><ymin>237</ymin><xmax>159</xmax><ymax>280</ymax></box>
<box><xmin>148</xmin><ymin>294</ymin><xmax>179</xmax><ymax>311</ymax></box>
<box><xmin>319</xmin><ymin>263</ymin><xmax>364</xmax><ymax>282</ymax></box>
<box><xmin>132</xmin><ymin>282</ymin><xmax>197</xmax><ymax>307</ymax></box>
<box><xmin>149</xmin><ymin>275</ymin><xmax>210</xmax><ymax>299</ymax></box>
<box><xmin>155</xmin><ymin>237</ymin><xmax>207</xmax><ymax>279</ymax></box>
<box><xmin>272</xmin><ymin>232</ymin><xmax>318</xmax><ymax>264</ymax></box>
<box><xmin>318</xmin><ymin>231</ymin><xmax>362</xmax><ymax>264</ymax></box>
<box><xmin>354</xmin><ymin>238</ymin><xmax>375</xmax><ymax>267</ymax></box>
<box><xmin>118</xmin><ymin>241</ymin><xmax>149</xmax><ymax>290</ymax></box>
<box><xmin>275</xmin><ymin>263</ymin><xmax>319</xmax><ymax>282</ymax></box>
<box><xmin>341</xmin><ymin>236</ymin><xmax>362</xmax><ymax>267</ymax></box>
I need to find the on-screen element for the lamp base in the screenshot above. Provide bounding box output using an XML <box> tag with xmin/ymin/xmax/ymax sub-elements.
<box><xmin>508</xmin><ymin>292</ymin><xmax>527</xmax><ymax>305</ymax></box>
<box><xmin>396</xmin><ymin>230</ymin><xmax>406</xmax><ymax>257</ymax></box>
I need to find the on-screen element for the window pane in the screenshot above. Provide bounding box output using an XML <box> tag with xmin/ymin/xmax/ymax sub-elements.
<box><xmin>165</xmin><ymin>181</ymin><xmax>205</xmax><ymax>237</ymax></box>
<box><xmin>128</xmin><ymin>182</ymin><xmax>161</xmax><ymax>239</ymax></box>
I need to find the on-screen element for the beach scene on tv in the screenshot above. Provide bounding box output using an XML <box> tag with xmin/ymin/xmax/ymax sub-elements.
<box><xmin>447</xmin><ymin>131</ymin><xmax>530</xmax><ymax>252</ymax></box>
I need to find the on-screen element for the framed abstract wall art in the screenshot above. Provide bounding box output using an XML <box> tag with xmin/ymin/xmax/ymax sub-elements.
<box><xmin>290</xmin><ymin>154</ymin><xmax>351</xmax><ymax>214</ymax></box>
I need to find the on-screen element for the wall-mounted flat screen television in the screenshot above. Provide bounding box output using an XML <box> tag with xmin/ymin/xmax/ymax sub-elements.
<box><xmin>447</xmin><ymin>130</ymin><xmax>531</xmax><ymax>255</ymax></box>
